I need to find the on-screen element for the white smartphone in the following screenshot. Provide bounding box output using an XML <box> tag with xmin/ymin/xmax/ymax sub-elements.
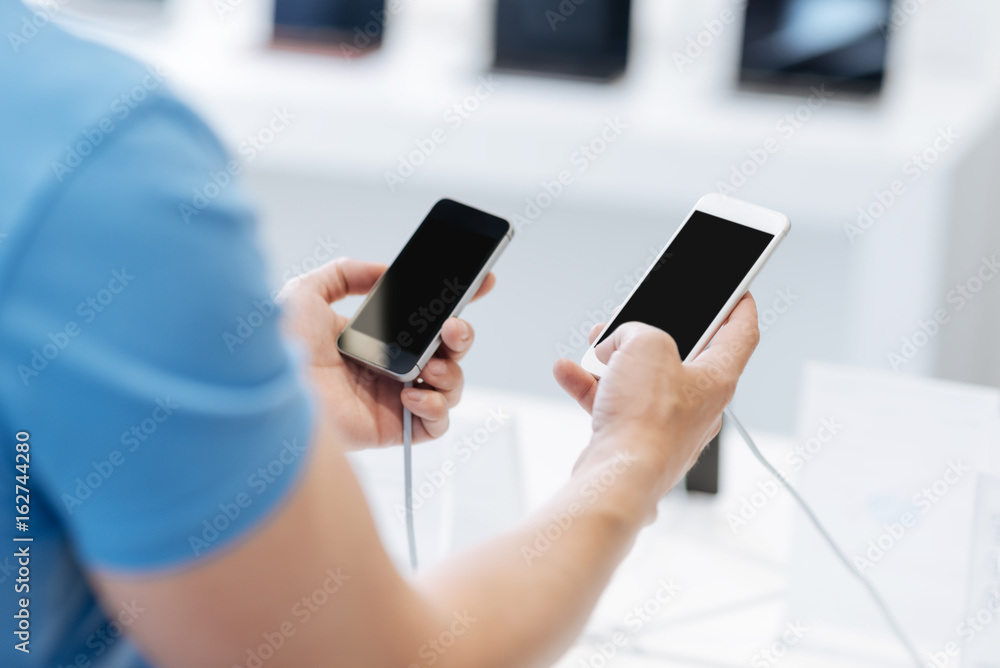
<box><xmin>581</xmin><ymin>194</ymin><xmax>790</xmax><ymax>377</ymax></box>
<box><xmin>337</xmin><ymin>199</ymin><xmax>513</xmax><ymax>382</ymax></box>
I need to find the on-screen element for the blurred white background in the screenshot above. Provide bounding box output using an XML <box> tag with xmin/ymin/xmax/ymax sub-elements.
<box><xmin>54</xmin><ymin>0</ymin><xmax>1000</xmax><ymax>434</ymax></box>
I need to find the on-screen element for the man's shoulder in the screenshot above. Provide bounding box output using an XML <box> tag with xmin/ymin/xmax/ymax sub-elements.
<box><xmin>2</xmin><ymin>2</ymin><xmax>174</xmax><ymax>120</ymax></box>
<box><xmin>0</xmin><ymin>3</ymin><xmax>196</xmax><ymax>228</ymax></box>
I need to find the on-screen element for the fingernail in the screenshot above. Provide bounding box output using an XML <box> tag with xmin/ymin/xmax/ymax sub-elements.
<box><xmin>404</xmin><ymin>388</ymin><xmax>424</xmax><ymax>403</ymax></box>
<box><xmin>426</xmin><ymin>359</ymin><xmax>446</xmax><ymax>376</ymax></box>
<box><xmin>459</xmin><ymin>320</ymin><xmax>471</xmax><ymax>341</ymax></box>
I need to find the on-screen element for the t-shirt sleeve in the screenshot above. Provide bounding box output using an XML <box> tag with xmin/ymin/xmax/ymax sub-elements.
<box><xmin>0</xmin><ymin>94</ymin><xmax>315</xmax><ymax>571</ymax></box>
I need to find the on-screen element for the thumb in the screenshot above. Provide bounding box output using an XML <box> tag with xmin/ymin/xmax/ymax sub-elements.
<box><xmin>280</xmin><ymin>258</ymin><xmax>387</xmax><ymax>305</ymax></box>
<box><xmin>594</xmin><ymin>322</ymin><xmax>679</xmax><ymax>368</ymax></box>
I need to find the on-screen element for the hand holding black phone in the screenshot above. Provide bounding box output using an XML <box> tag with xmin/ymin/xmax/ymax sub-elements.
<box><xmin>337</xmin><ymin>199</ymin><xmax>513</xmax><ymax>381</ymax></box>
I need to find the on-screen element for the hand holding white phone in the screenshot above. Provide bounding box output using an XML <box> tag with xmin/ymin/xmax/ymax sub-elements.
<box><xmin>581</xmin><ymin>194</ymin><xmax>790</xmax><ymax>377</ymax></box>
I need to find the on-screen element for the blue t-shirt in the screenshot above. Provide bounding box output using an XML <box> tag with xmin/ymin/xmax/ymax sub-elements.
<box><xmin>0</xmin><ymin>4</ymin><xmax>314</xmax><ymax>666</ymax></box>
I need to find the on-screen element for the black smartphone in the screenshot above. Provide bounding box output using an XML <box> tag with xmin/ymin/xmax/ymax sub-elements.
<box><xmin>493</xmin><ymin>0</ymin><xmax>632</xmax><ymax>81</ymax></box>
<box><xmin>337</xmin><ymin>199</ymin><xmax>513</xmax><ymax>381</ymax></box>
<box><xmin>739</xmin><ymin>0</ymin><xmax>892</xmax><ymax>96</ymax></box>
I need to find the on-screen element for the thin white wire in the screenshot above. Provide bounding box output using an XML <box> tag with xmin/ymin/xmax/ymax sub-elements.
<box><xmin>723</xmin><ymin>406</ymin><xmax>924</xmax><ymax>668</ymax></box>
<box><xmin>403</xmin><ymin>380</ymin><xmax>418</xmax><ymax>571</ymax></box>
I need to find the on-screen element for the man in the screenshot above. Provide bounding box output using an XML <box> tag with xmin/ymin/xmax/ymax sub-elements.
<box><xmin>0</xmin><ymin>2</ymin><xmax>759</xmax><ymax>666</ymax></box>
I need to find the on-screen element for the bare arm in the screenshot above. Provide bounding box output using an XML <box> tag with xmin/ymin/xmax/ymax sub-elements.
<box><xmin>93</xmin><ymin>419</ymin><xmax>656</xmax><ymax>667</ymax></box>
<box><xmin>92</xmin><ymin>270</ymin><xmax>759</xmax><ymax>668</ymax></box>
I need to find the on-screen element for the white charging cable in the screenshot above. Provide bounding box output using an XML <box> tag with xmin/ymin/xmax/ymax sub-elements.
<box><xmin>723</xmin><ymin>406</ymin><xmax>923</xmax><ymax>668</ymax></box>
<box><xmin>403</xmin><ymin>380</ymin><xmax>418</xmax><ymax>571</ymax></box>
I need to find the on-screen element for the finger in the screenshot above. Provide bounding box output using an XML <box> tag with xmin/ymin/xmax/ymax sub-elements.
<box><xmin>553</xmin><ymin>358</ymin><xmax>599</xmax><ymax>415</ymax></box>
<box><xmin>689</xmin><ymin>293</ymin><xmax>760</xmax><ymax>379</ymax></box>
<box><xmin>470</xmin><ymin>273</ymin><xmax>496</xmax><ymax>302</ymax></box>
<box><xmin>720</xmin><ymin>291</ymin><xmax>755</xmax><ymax>328</ymax></box>
<box><xmin>286</xmin><ymin>258</ymin><xmax>387</xmax><ymax>305</ymax></box>
<box><xmin>588</xmin><ymin>323</ymin><xmax>604</xmax><ymax>345</ymax></box>
<box><xmin>402</xmin><ymin>387</ymin><xmax>451</xmax><ymax>439</ymax></box>
<box><xmin>418</xmin><ymin>357</ymin><xmax>464</xmax><ymax>408</ymax></box>
<box><xmin>437</xmin><ymin>317</ymin><xmax>474</xmax><ymax>361</ymax></box>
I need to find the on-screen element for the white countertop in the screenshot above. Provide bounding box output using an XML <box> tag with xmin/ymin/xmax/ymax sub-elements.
<box><xmin>350</xmin><ymin>386</ymin><xmax>920</xmax><ymax>667</ymax></box>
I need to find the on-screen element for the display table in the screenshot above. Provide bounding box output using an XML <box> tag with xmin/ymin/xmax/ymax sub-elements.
<box><xmin>350</xmin><ymin>387</ymin><xmax>919</xmax><ymax>667</ymax></box>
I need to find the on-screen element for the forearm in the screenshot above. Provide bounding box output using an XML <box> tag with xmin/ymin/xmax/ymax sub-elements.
<box><xmin>412</xmin><ymin>439</ymin><xmax>662</xmax><ymax>668</ymax></box>
<box><xmin>94</xmin><ymin>422</ymin><xmax>668</xmax><ymax>668</ymax></box>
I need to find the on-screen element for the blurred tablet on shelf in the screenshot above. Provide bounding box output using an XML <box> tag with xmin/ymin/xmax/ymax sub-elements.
<box><xmin>493</xmin><ymin>0</ymin><xmax>631</xmax><ymax>82</ymax></box>
<box><xmin>273</xmin><ymin>0</ymin><xmax>386</xmax><ymax>56</ymax></box>
<box><xmin>739</xmin><ymin>0</ymin><xmax>892</xmax><ymax>96</ymax></box>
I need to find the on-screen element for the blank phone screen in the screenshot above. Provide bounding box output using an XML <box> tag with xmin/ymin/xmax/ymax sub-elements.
<box><xmin>352</xmin><ymin>215</ymin><xmax>503</xmax><ymax>357</ymax></box>
<box><xmin>596</xmin><ymin>211</ymin><xmax>774</xmax><ymax>359</ymax></box>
